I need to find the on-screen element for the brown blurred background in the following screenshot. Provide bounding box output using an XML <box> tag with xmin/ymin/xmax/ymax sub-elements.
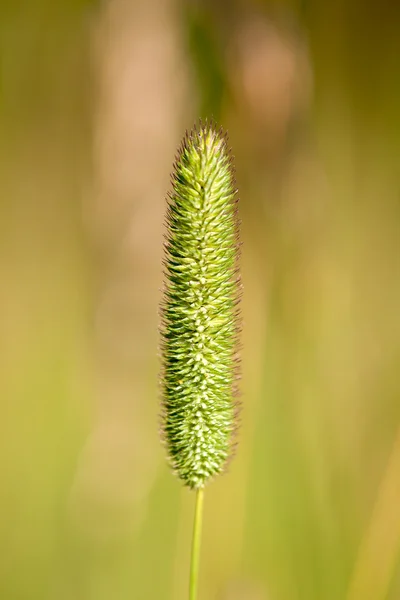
<box><xmin>1</xmin><ymin>0</ymin><xmax>400</xmax><ymax>599</ymax></box>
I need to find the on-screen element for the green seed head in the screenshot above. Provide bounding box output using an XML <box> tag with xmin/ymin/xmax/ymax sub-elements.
<box><xmin>160</xmin><ymin>121</ymin><xmax>241</xmax><ymax>489</ymax></box>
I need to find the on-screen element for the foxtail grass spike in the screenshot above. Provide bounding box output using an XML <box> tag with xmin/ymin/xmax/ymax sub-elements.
<box><xmin>160</xmin><ymin>121</ymin><xmax>241</xmax><ymax>490</ymax></box>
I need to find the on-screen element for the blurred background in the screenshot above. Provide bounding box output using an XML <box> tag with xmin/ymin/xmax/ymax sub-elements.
<box><xmin>1</xmin><ymin>0</ymin><xmax>400</xmax><ymax>599</ymax></box>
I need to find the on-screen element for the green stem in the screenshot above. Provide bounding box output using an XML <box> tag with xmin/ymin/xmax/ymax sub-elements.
<box><xmin>189</xmin><ymin>487</ymin><xmax>204</xmax><ymax>600</ymax></box>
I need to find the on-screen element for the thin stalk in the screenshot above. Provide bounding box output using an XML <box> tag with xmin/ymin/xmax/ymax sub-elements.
<box><xmin>189</xmin><ymin>488</ymin><xmax>204</xmax><ymax>600</ymax></box>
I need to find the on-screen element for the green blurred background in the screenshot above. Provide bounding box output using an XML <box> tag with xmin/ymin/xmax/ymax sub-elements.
<box><xmin>1</xmin><ymin>0</ymin><xmax>400</xmax><ymax>599</ymax></box>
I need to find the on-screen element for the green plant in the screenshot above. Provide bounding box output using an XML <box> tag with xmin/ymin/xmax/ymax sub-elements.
<box><xmin>160</xmin><ymin>121</ymin><xmax>241</xmax><ymax>600</ymax></box>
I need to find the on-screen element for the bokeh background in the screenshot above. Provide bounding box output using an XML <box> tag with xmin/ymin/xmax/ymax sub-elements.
<box><xmin>1</xmin><ymin>0</ymin><xmax>400</xmax><ymax>599</ymax></box>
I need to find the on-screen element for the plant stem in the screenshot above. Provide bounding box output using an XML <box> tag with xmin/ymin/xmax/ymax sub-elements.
<box><xmin>189</xmin><ymin>487</ymin><xmax>204</xmax><ymax>600</ymax></box>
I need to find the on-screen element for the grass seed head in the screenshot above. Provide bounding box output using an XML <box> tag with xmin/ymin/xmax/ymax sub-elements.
<box><xmin>160</xmin><ymin>121</ymin><xmax>241</xmax><ymax>489</ymax></box>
